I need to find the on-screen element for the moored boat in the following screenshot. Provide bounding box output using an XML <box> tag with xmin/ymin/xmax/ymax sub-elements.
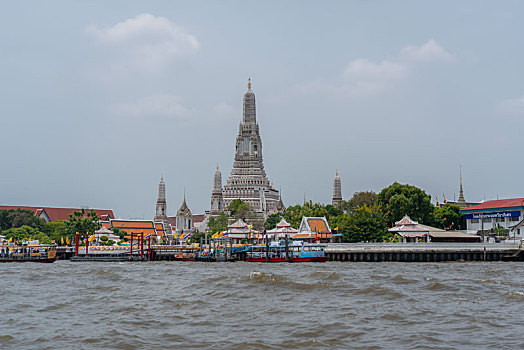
<box><xmin>0</xmin><ymin>244</ymin><xmax>58</xmax><ymax>263</ymax></box>
<box><xmin>246</xmin><ymin>240</ymin><xmax>329</xmax><ymax>262</ymax></box>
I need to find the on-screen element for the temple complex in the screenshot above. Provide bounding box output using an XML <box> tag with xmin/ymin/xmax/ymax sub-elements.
<box><xmin>219</xmin><ymin>79</ymin><xmax>280</xmax><ymax>216</ymax></box>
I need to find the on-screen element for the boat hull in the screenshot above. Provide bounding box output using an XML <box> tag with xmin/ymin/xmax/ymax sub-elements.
<box><xmin>0</xmin><ymin>257</ymin><xmax>57</xmax><ymax>263</ymax></box>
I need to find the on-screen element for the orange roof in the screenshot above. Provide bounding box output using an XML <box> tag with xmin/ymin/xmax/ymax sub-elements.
<box><xmin>154</xmin><ymin>222</ymin><xmax>166</xmax><ymax>237</ymax></box>
<box><xmin>100</xmin><ymin>221</ymin><xmax>111</xmax><ymax>229</ymax></box>
<box><xmin>110</xmin><ymin>220</ymin><xmax>160</xmax><ymax>238</ymax></box>
<box><xmin>308</xmin><ymin>219</ymin><xmax>328</xmax><ymax>233</ymax></box>
<box><xmin>111</xmin><ymin>220</ymin><xmax>155</xmax><ymax>229</ymax></box>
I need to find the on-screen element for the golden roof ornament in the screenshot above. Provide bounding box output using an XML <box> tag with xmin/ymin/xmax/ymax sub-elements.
<box><xmin>248</xmin><ymin>78</ymin><xmax>251</xmax><ymax>89</ymax></box>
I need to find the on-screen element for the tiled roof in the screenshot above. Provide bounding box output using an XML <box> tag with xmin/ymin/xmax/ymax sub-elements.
<box><xmin>307</xmin><ymin>219</ymin><xmax>329</xmax><ymax>233</ymax></box>
<box><xmin>461</xmin><ymin>198</ymin><xmax>524</xmax><ymax>212</ymax></box>
<box><xmin>389</xmin><ymin>215</ymin><xmax>444</xmax><ymax>236</ymax></box>
<box><xmin>276</xmin><ymin>218</ymin><xmax>292</xmax><ymax>228</ymax></box>
<box><xmin>193</xmin><ymin>214</ymin><xmax>205</xmax><ymax>223</ymax></box>
<box><xmin>111</xmin><ymin>220</ymin><xmax>155</xmax><ymax>229</ymax></box>
<box><xmin>228</xmin><ymin>219</ymin><xmax>248</xmax><ymax>229</ymax></box>
<box><xmin>43</xmin><ymin>208</ymin><xmax>115</xmax><ymax>222</ymax></box>
<box><xmin>167</xmin><ymin>216</ymin><xmax>177</xmax><ymax>227</ymax></box>
<box><xmin>110</xmin><ymin>220</ymin><xmax>158</xmax><ymax>237</ymax></box>
<box><xmin>395</xmin><ymin>215</ymin><xmax>418</xmax><ymax>226</ymax></box>
<box><xmin>0</xmin><ymin>205</ymin><xmax>115</xmax><ymax>222</ymax></box>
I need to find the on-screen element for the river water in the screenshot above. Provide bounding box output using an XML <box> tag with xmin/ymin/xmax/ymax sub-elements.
<box><xmin>0</xmin><ymin>261</ymin><xmax>523</xmax><ymax>349</ymax></box>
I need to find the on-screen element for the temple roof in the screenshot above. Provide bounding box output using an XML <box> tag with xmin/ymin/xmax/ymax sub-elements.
<box><xmin>276</xmin><ymin>218</ymin><xmax>291</xmax><ymax>228</ymax></box>
<box><xmin>177</xmin><ymin>197</ymin><xmax>192</xmax><ymax>217</ymax></box>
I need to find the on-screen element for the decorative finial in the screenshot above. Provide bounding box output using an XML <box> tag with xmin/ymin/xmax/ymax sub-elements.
<box><xmin>336</xmin><ymin>169</ymin><xmax>338</xmax><ymax>177</ymax></box>
<box><xmin>248</xmin><ymin>78</ymin><xmax>251</xmax><ymax>89</ymax></box>
<box><xmin>216</xmin><ymin>162</ymin><xmax>219</xmax><ymax>171</ymax></box>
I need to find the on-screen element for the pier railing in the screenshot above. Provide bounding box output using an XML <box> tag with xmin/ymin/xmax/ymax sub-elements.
<box><xmin>326</xmin><ymin>242</ymin><xmax>521</xmax><ymax>252</ymax></box>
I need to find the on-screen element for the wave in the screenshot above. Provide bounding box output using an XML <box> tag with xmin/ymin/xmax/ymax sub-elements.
<box><xmin>503</xmin><ymin>291</ymin><xmax>524</xmax><ymax>301</ymax></box>
<box><xmin>247</xmin><ymin>271</ymin><xmax>330</xmax><ymax>290</ymax></box>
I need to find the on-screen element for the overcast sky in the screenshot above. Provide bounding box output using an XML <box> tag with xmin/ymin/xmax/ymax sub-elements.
<box><xmin>1</xmin><ymin>1</ymin><xmax>523</xmax><ymax>218</ymax></box>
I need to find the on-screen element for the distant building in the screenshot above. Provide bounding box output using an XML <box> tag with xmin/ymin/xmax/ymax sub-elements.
<box><xmin>389</xmin><ymin>215</ymin><xmax>480</xmax><ymax>243</ymax></box>
<box><xmin>332</xmin><ymin>171</ymin><xmax>342</xmax><ymax>207</ymax></box>
<box><xmin>295</xmin><ymin>217</ymin><xmax>332</xmax><ymax>242</ymax></box>
<box><xmin>436</xmin><ymin>167</ymin><xmax>481</xmax><ymax>208</ymax></box>
<box><xmin>210</xmin><ymin>165</ymin><xmax>224</xmax><ymax>215</ymax></box>
<box><xmin>456</xmin><ymin>166</ymin><xmax>468</xmax><ymax>208</ymax></box>
<box><xmin>0</xmin><ymin>205</ymin><xmax>114</xmax><ymax>222</ymax></box>
<box><xmin>225</xmin><ymin>218</ymin><xmax>252</xmax><ymax>243</ymax></box>
<box><xmin>102</xmin><ymin>219</ymin><xmax>165</xmax><ymax>242</ymax></box>
<box><xmin>267</xmin><ymin>218</ymin><xmax>298</xmax><ymax>240</ymax></box>
<box><xmin>220</xmin><ymin>79</ymin><xmax>280</xmax><ymax>216</ymax></box>
<box><xmin>460</xmin><ymin>198</ymin><xmax>524</xmax><ymax>236</ymax></box>
<box><xmin>153</xmin><ymin>176</ymin><xmax>170</xmax><ymax>228</ymax></box>
<box><xmin>174</xmin><ymin>195</ymin><xmax>193</xmax><ymax>237</ymax></box>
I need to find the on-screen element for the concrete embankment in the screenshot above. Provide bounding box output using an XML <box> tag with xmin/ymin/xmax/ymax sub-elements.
<box><xmin>325</xmin><ymin>243</ymin><xmax>523</xmax><ymax>262</ymax></box>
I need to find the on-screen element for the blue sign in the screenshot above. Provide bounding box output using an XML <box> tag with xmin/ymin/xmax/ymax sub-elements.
<box><xmin>464</xmin><ymin>211</ymin><xmax>520</xmax><ymax>220</ymax></box>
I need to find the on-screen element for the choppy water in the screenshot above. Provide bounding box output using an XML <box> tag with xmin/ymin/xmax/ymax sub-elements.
<box><xmin>1</xmin><ymin>261</ymin><xmax>523</xmax><ymax>349</ymax></box>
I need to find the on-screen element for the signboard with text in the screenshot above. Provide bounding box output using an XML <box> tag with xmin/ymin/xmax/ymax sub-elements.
<box><xmin>464</xmin><ymin>211</ymin><xmax>520</xmax><ymax>220</ymax></box>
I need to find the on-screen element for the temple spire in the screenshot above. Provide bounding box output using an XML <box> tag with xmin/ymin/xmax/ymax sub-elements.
<box><xmin>456</xmin><ymin>166</ymin><xmax>467</xmax><ymax>208</ymax></box>
<box><xmin>242</xmin><ymin>78</ymin><xmax>256</xmax><ymax>124</ymax></box>
<box><xmin>210</xmin><ymin>164</ymin><xmax>223</xmax><ymax>214</ymax></box>
<box><xmin>154</xmin><ymin>175</ymin><xmax>168</xmax><ymax>225</ymax></box>
<box><xmin>332</xmin><ymin>170</ymin><xmax>342</xmax><ymax>207</ymax></box>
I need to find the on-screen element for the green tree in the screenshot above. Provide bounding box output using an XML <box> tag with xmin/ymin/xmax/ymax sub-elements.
<box><xmin>264</xmin><ymin>213</ymin><xmax>282</xmax><ymax>230</ymax></box>
<box><xmin>65</xmin><ymin>209</ymin><xmax>101</xmax><ymax>236</ymax></box>
<box><xmin>189</xmin><ymin>231</ymin><xmax>206</xmax><ymax>244</ymax></box>
<box><xmin>3</xmin><ymin>225</ymin><xmax>51</xmax><ymax>244</ymax></box>
<box><xmin>44</xmin><ymin>220</ymin><xmax>69</xmax><ymax>243</ymax></box>
<box><xmin>112</xmin><ymin>227</ymin><xmax>125</xmax><ymax>240</ymax></box>
<box><xmin>377</xmin><ymin>182</ymin><xmax>434</xmax><ymax>225</ymax></box>
<box><xmin>282</xmin><ymin>201</ymin><xmax>342</xmax><ymax>229</ymax></box>
<box><xmin>283</xmin><ymin>201</ymin><xmax>330</xmax><ymax>228</ymax></box>
<box><xmin>0</xmin><ymin>209</ymin><xmax>45</xmax><ymax>232</ymax></box>
<box><xmin>341</xmin><ymin>205</ymin><xmax>389</xmax><ymax>243</ymax></box>
<box><xmin>228</xmin><ymin>199</ymin><xmax>253</xmax><ymax>221</ymax></box>
<box><xmin>341</xmin><ymin>191</ymin><xmax>378</xmax><ymax>212</ymax></box>
<box><xmin>208</xmin><ymin>211</ymin><xmax>229</xmax><ymax>233</ymax></box>
<box><xmin>433</xmin><ymin>204</ymin><xmax>465</xmax><ymax>230</ymax></box>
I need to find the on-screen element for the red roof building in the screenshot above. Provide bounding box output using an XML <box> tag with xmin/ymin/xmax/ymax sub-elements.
<box><xmin>460</xmin><ymin>198</ymin><xmax>524</xmax><ymax>237</ymax></box>
<box><xmin>0</xmin><ymin>205</ymin><xmax>115</xmax><ymax>223</ymax></box>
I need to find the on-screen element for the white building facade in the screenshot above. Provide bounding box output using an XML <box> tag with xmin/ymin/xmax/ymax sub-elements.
<box><xmin>460</xmin><ymin>198</ymin><xmax>524</xmax><ymax>237</ymax></box>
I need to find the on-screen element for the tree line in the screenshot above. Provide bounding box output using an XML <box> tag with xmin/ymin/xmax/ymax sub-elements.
<box><xmin>206</xmin><ymin>182</ymin><xmax>465</xmax><ymax>243</ymax></box>
<box><xmin>0</xmin><ymin>209</ymin><xmax>125</xmax><ymax>244</ymax></box>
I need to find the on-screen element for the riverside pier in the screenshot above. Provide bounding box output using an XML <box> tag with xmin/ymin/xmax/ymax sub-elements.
<box><xmin>61</xmin><ymin>242</ymin><xmax>524</xmax><ymax>262</ymax></box>
<box><xmin>325</xmin><ymin>243</ymin><xmax>524</xmax><ymax>262</ymax></box>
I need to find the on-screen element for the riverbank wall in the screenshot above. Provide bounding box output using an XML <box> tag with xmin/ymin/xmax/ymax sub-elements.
<box><xmin>325</xmin><ymin>243</ymin><xmax>523</xmax><ymax>262</ymax></box>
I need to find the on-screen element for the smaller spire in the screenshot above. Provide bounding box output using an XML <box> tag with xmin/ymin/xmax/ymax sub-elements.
<box><xmin>248</xmin><ymin>78</ymin><xmax>251</xmax><ymax>90</ymax></box>
<box><xmin>216</xmin><ymin>162</ymin><xmax>219</xmax><ymax>171</ymax></box>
